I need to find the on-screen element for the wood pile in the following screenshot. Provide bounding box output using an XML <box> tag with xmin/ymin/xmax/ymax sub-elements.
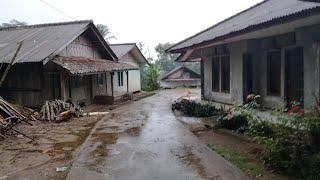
<box><xmin>40</xmin><ymin>100</ymin><xmax>83</xmax><ymax>122</ymax></box>
<box><xmin>0</xmin><ymin>97</ymin><xmax>33</xmax><ymax>140</ymax></box>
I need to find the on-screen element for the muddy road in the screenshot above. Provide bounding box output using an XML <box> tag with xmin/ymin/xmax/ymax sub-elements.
<box><xmin>67</xmin><ymin>89</ymin><xmax>247</xmax><ymax>180</ymax></box>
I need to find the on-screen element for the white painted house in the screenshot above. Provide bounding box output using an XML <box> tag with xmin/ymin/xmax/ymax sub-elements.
<box><xmin>110</xmin><ymin>43</ymin><xmax>149</xmax><ymax>95</ymax></box>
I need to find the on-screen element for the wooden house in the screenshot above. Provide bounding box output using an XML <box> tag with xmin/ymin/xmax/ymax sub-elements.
<box><xmin>0</xmin><ymin>20</ymin><xmax>137</xmax><ymax>107</ymax></box>
<box><xmin>110</xmin><ymin>43</ymin><xmax>149</xmax><ymax>94</ymax></box>
<box><xmin>160</xmin><ymin>66</ymin><xmax>201</xmax><ymax>89</ymax></box>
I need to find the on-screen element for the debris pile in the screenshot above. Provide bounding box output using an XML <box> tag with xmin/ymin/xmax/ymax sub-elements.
<box><xmin>0</xmin><ymin>97</ymin><xmax>33</xmax><ymax>140</ymax></box>
<box><xmin>40</xmin><ymin>100</ymin><xmax>83</xmax><ymax>122</ymax></box>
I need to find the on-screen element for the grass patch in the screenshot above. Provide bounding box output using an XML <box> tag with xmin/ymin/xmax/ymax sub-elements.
<box><xmin>208</xmin><ymin>143</ymin><xmax>264</xmax><ymax>178</ymax></box>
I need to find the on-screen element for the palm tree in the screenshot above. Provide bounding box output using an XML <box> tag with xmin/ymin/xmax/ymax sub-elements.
<box><xmin>96</xmin><ymin>24</ymin><xmax>116</xmax><ymax>41</ymax></box>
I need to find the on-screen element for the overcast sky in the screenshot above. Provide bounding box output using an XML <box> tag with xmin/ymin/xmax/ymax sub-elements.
<box><xmin>0</xmin><ymin>0</ymin><xmax>262</xmax><ymax>57</ymax></box>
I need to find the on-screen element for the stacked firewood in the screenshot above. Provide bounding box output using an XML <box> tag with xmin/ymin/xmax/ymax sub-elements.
<box><xmin>0</xmin><ymin>97</ymin><xmax>33</xmax><ymax>140</ymax></box>
<box><xmin>40</xmin><ymin>100</ymin><xmax>83</xmax><ymax>122</ymax></box>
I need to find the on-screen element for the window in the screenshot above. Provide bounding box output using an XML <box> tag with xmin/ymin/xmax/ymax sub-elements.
<box><xmin>212</xmin><ymin>55</ymin><xmax>230</xmax><ymax>93</ymax></box>
<box><xmin>118</xmin><ymin>72</ymin><xmax>124</xmax><ymax>86</ymax></box>
<box><xmin>221</xmin><ymin>56</ymin><xmax>230</xmax><ymax>92</ymax></box>
<box><xmin>70</xmin><ymin>76</ymin><xmax>84</xmax><ymax>88</ymax></box>
<box><xmin>97</xmin><ymin>74</ymin><xmax>105</xmax><ymax>85</ymax></box>
<box><xmin>267</xmin><ymin>51</ymin><xmax>281</xmax><ymax>96</ymax></box>
<box><xmin>212</xmin><ymin>57</ymin><xmax>220</xmax><ymax>92</ymax></box>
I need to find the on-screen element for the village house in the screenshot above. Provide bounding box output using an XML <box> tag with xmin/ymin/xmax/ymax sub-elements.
<box><xmin>110</xmin><ymin>43</ymin><xmax>149</xmax><ymax>95</ymax></box>
<box><xmin>0</xmin><ymin>20</ymin><xmax>138</xmax><ymax>107</ymax></box>
<box><xmin>160</xmin><ymin>66</ymin><xmax>201</xmax><ymax>89</ymax></box>
<box><xmin>167</xmin><ymin>0</ymin><xmax>320</xmax><ymax>109</ymax></box>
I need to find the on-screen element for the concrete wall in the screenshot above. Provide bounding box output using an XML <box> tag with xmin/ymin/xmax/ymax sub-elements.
<box><xmin>114</xmin><ymin>52</ymin><xmax>142</xmax><ymax>94</ymax></box>
<box><xmin>201</xmin><ymin>24</ymin><xmax>320</xmax><ymax>109</ymax></box>
<box><xmin>203</xmin><ymin>41</ymin><xmax>247</xmax><ymax>105</ymax></box>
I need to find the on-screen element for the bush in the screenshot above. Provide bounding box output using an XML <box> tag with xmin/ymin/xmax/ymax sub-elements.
<box><xmin>245</xmin><ymin>120</ymin><xmax>274</xmax><ymax>138</ymax></box>
<box><xmin>305</xmin><ymin>116</ymin><xmax>320</xmax><ymax>151</ymax></box>
<box><xmin>141</xmin><ymin>64</ymin><xmax>160</xmax><ymax>91</ymax></box>
<box><xmin>216</xmin><ymin>110</ymin><xmax>250</xmax><ymax>131</ymax></box>
<box><xmin>262</xmin><ymin>129</ymin><xmax>311</xmax><ymax>173</ymax></box>
<box><xmin>172</xmin><ymin>99</ymin><xmax>224</xmax><ymax>117</ymax></box>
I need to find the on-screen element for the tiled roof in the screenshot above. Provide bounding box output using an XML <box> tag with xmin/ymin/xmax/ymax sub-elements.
<box><xmin>52</xmin><ymin>56</ymin><xmax>138</xmax><ymax>75</ymax></box>
<box><xmin>168</xmin><ymin>0</ymin><xmax>320</xmax><ymax>52</ymax></box>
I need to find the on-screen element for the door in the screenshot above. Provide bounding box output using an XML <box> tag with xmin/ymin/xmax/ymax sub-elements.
<box><xmin>85</xmin><ymin>75</ymin><xmax>93</xmax><ymax>104</ymax></box>
<box><xmin>285</xmin><ymin>47</ymin><xmax>304</xmax><ymax>105</ymax></box>
<box><xmin>243</xmin><ymin>54</ymin><xmax>253</xmax><ymax>103</ymax></box>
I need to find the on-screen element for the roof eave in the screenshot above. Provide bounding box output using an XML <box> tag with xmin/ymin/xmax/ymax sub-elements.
<box><xmin>167</xmin><ymin>6</ymin><xmax>320</xmax><ymax>54</ymax></box>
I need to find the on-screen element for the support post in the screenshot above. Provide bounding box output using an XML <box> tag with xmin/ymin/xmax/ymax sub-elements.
<box><xmin>126</xmin><ymin>71</ymin><xmax>129</xmax><ymax>93</ymax></box>
<box><xmin>111</xmin><ymin>72</ymin><xmax>114</xmax><ymax>97</ymax></box>
<box><xmin>200</xmin><ymin>59</ymin><xmax>204</xmax><ymax>100</ymax></box>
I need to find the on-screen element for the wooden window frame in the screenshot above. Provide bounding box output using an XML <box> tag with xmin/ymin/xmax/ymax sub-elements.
<box><xmin>118</xmin><ymin>72</ymin><xmax>124</xmax><ymax>87</ymax></box>
<box><xmin>211</xmin><ymin>55</ymin><xmax>230</xmax><ymax>94</ymax></box>
<box><xmin>267</xmin><ymin>50</ymin><xmax>282</xmax><ymax>96</ymax></box>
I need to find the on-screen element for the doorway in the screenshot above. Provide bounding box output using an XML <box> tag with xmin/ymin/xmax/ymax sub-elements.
<box><xmin>285</xmin><ymin>47</ymin><xmax>304</xmax><ymax>105</ymax></box>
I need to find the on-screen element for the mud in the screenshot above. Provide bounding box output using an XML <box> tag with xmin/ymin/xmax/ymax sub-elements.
<box><xmin>0</xmin><ymin>115</ymin><xmax>103</xmax><ymax>179</ymax></box>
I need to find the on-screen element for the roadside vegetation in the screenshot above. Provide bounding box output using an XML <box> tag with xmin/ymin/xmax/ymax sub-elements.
<box><xmin>172</xmin><ymin>95</ymin><xmax>320</xmax><ymax>179</ymax></box>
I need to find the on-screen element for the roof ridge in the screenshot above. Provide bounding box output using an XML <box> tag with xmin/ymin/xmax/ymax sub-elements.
<box><xmin>167</xmin><ymin>0</ymin><xmax>269</xmax><ymax>52</ymax></box>
<box><xmin>110</xmin><ymin>43</ymin><xmax>136</xmax><ymax>46</ymax></box>
<box><xmin>0</xmin><ymin>20</ymin><xmax>93</xmax><ymax>31</ymax></box>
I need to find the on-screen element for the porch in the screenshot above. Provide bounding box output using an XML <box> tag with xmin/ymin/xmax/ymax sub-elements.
<box><xmin>201</xmin><ymin>24</ymin><xmax>320</xmax><ymax>109</ymax></box>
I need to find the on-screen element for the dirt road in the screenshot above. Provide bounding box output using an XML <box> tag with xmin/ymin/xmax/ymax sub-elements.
<box><xmin>67</xmin><ymin>89</ymin><xmax>248</xmax><ymax>180</ymax></box>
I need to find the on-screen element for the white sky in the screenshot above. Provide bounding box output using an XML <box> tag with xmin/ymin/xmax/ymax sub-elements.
<box><xmin>0</xmin><ymin>0</ymin><xmax>262</xmax><ymax>58</ymax></box>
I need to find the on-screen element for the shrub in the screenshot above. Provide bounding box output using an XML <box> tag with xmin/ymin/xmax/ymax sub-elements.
<box><xmin>245</xmin><ymin>120</ymin><xmax>274</xmax><ymax>138</ymax></box>
<box><xmin>262</xmin><ymin>129</ymin><xmax>312</xmax><ymax>174</ymax></box>
<box><xmin>172</xmin><ymin>99</ymin><xmax>224</xmax><ymax>117</ymax></box>
<box><xmin>305</xmin><ymin>116</ymin><xmax>320</xmax><ymax>151</ymax></box>
<box><xmin>216</xmin><ymin>110</ymin><xmax>250</xmax><ymax>131</ymax></box>
<box><xmin>141</xmin><ymin>64</ymin><xmax>160</xmax><ymax>91</ymax></box>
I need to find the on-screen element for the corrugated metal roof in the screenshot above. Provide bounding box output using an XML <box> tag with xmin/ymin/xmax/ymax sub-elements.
<box><xmin>160</xmin><ymin>66</ymin><xmax>200</xmax><ymax>81</ymax></box>
<box><xmin>168</xmin><ymin>0</ymin><xmax>320</xmax><ymax>52</ymax></box>
<box><xmin>109</xmin><ymin>43</ymin><xmax>135</xmax><ymax>59</ymax></box>
<box><xmin>110</xmin><ymin>43</ymin><xmax>150</xmax><ymax>65</ymax></box>
<box><xmin>0</xmin><ymin>20</ymin><xmax>96</xmax><ymax>63</ymax></box>
<box><xmin>52</xmin><ymin>56</ymin><xmax>138</xmax><ymax>75</ymax></box>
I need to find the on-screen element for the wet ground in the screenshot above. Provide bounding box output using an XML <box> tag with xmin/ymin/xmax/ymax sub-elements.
<box><xmin>0</xmin><ymin>115</ymin><xmax>103</xmax><ymax>179</ymax></box>
<box><xmin>67</xmin><ymin>89</ymin><xmax>247</xmax><ymax>180</ymax></box>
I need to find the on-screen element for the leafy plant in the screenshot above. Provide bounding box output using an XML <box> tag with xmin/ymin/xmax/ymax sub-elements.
<box><xmin>243</xmin><ymin>94</ymin><xmax>261</xmax><ymax>109</ymax></box>
<box><xmin>216</xmin><ymin>110</ymin><xmax>251</xmax><ymax>132</ymax></box>
<box><xmin>245</xmin><ymin>120</ymin><xmax>274</xmax><ymax>138</ymax></box>
<box><xmin>172</xmin><ymin>99</ymin><xmax>224</xmax><ymax>117</ymax></box>
<box><xmin>141</xmin><ymin>64</ymin><xmax>160</xmax><ymax>91</ymax></box>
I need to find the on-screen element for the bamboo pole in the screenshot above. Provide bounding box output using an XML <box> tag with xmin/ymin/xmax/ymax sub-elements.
<box><xmin>0</xmin><ymin>42</ymin><xmax>23</xmax><ymax>87</ymax></box>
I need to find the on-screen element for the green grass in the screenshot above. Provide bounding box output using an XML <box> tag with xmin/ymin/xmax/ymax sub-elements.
<box><xmin>208</xmin><ymin>144</ymin><xmax>265</xmax><ymax>177</ymax></box>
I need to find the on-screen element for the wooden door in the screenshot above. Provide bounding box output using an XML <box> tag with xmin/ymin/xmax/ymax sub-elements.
<box><xmin>85</xmin><ymin>76</ymin><xmax>93</xmax><ymax>104</ymax></box>
<box><xmin>243</xmin><ymin>54</ymin><xmax>253</xmax><ymax>102</ymax></box>
<box><xmin>285</xmin><ymin>47</ymin><xmax>304</xmax><ymax>105</ymax></box>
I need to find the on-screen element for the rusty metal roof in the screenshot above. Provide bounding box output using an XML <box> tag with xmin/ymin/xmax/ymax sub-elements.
<box><xmin>110</xmin><ymin>43</ymin><xmax>150</xmax><ymax>65</ymax></box>
<box><xmin>110</xmin><ymin>43</ymin><xmax>136</xmax><ymax>58</ymax></box>
<box><xmin>52</xmin><ymin>56</ymin><xmax>138</xmax><ymax>75</ymax></box>
<box><xmin>160</xmin><ymin>66</ymin><xmax>200</xmax><ymax>81</ymax></box>
<box><xmin>0</xmin><ymin>20</ymin><xmax>117</xmax><ymax>63</ymax></box>
<box><xmin>168</xmin><ymin>0</ymin><xmax>320</xmax><ymax>53</ymax></box>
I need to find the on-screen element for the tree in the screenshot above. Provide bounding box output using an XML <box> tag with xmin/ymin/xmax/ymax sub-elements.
<box><xmin>154</xmin><ymin>43</ymin><xmax>179</xmax><ymax>73</ymax></box>
<box><xmin>154</xmin><ymin>43</ymin><xmax>200</xmax><ymax>74</ymax></box>
<box><xmin>0</xmin><ymin>19</ymin><xmax>27</xmax><ymax>28</ymax></box>
<box><xmin>141</xmin><ymin>63</ymin><xmax>160</xmax><ymax>91</ymax></box>
<box><xmin>96</xmin><ymin>24</ymin><xmax>116</xmax><ymax>41</ymax></box>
